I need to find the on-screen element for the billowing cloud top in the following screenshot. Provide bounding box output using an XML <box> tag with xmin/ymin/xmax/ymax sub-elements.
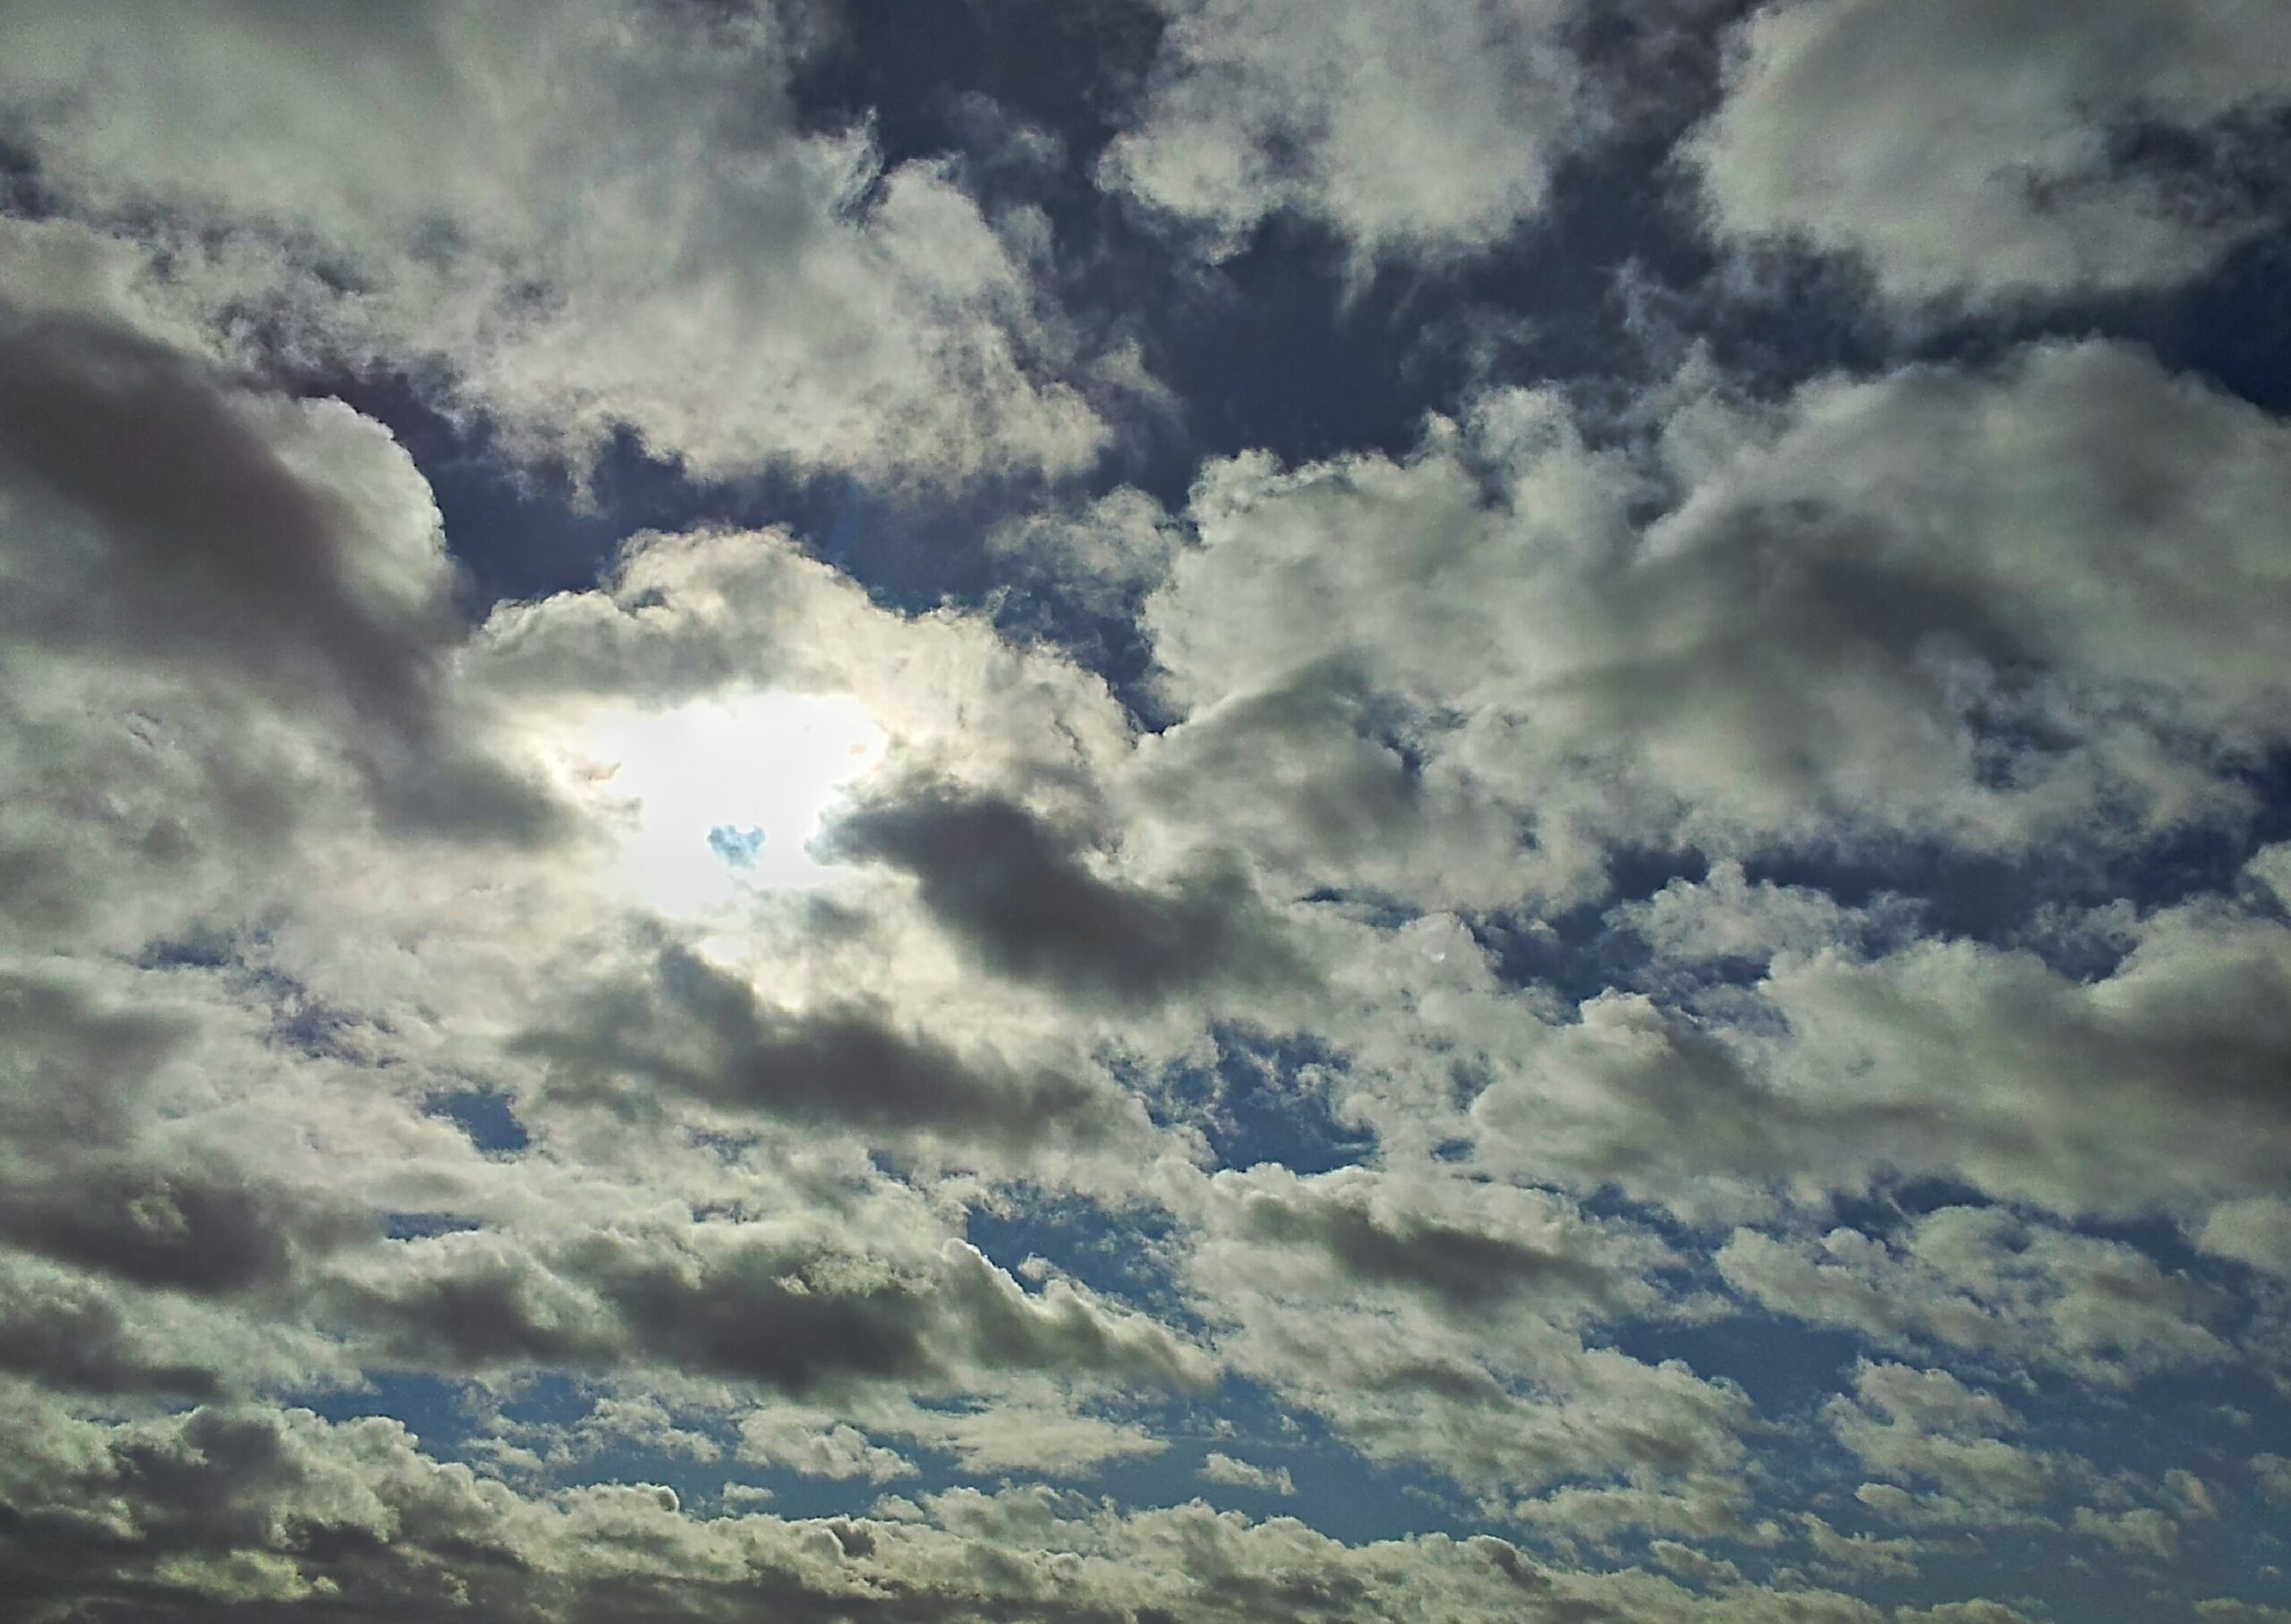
<box><xmin>4</xmin><ymin>3</ymin><xmax>2291</xmax><ymax>1621</ymax></box>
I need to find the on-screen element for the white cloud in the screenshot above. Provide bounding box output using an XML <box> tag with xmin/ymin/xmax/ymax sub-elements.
<box><xmin>1134</xmin><ymin>344</ymin><xmax>2291</xmax><ymax>914</ymax></box>
<box><xmin>0</xmin><ymin>0</ymin><xmax>1128</xmax><ymax>487</ymax></box>
<box><xmin>1690</xmin><ymin>0</ymin><xmax>2291</xmax><ymax>306</ymax></box>
<box><xmin>1103</xmin><ymin>0</ymin><xmax>1593</xmax><ymax>261</ymax></box>
<box><xmin>1718</xmin><ymin>1209</ymin><xmax>2229</xmax><ymax>1383</ymax></box>
<box><xmin>1201</xmin><ymin>1451</ymin><xmax>1297</xmax><ymax>1494</ymax></box>
<box><xmin>1825</xmin><ymin>1362</ymin><xmax>2054</xmax><ymax>1511</ymax></box>
<box><xmin>737</xmin><ymin>1410</ymin><xmax>914</xmax><ymax>1483</ymax></box>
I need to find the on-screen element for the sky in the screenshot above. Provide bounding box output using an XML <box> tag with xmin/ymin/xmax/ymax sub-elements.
<box><xmin>2</xmin><ymin>2</ymin><xmax>2290</xmax><ymax>1620</ymax></box>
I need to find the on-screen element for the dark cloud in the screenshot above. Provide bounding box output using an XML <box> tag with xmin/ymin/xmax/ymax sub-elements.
<box><xmin>521</xmin><ymin>942</ymin><xmax>1131</xmax><ymax>1145</ymax></box>
<box><xmin>336</xmin><ymin>1223</ymin><xmax>1212</xmax><ymax>1398</ymax></box>
<box><xmin>0</xmin><ymin>315</ymin><xmax>456</xmax><ymax>734</ymax></box>
<box><xmin>0</xmin><ymin>969</ymin><xmax>191</xmax><ymax>1144</ymax></box>
<box><xmin>827</xmin><ymin>780</ymin><xmax>1304</xmax><ymax>1008</ymax></box>
<box><xmin>0</xmin><ymin>311</ymin><xmax>566</xmax><ymax>848</ymax></box>
<box><xmin>0</xmin><ymin>1276</ymin><xmax>226</xmax><ymax>1400</ymax></box>
<box><xmin>0</xmin><ymin>1159</ymin><xmax>368</xmax><ymax>1299</ymax></box>
<box><xmin>1231</xmin><ymin>1184</ymin><xmax>1632</xmax><ymax>1319</ymax></box>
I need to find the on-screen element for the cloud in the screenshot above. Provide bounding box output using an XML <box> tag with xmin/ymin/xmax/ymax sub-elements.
<box><xmin>1825</xmin><ymin>1362</ymin><xmax>2054</xmax><ymax>1511</ymax></box>
<box><xmin>0</xmin><ymin>316</ymin><xmax>458</xmax><ymax>735</ymax></box>
<box><xmin>2197</xmin><ymin>1198</ymin><xmax>2291</xmax><ymax>1277</ymax></box>
<box><xmin>737</xmin><ymin>1410</ymin><xmax>915</xmax><ymax>1483</ymax></box>
<box><xmin>1138</xmin><ymin>344</ymin><xmax>2291</xmax><ymax>905</ymax></box>
<box><xmin>2253</xmin><ymin>1453</ymin><xmax>2291</xmax><ymax>1505</ymax></box>
<box><xmin>1191</xmin><ymin>1164</ymin><xmax>1667</xmax><ymax>1324</ymax></box>
<box><xmin>2071</xmin><ymin>1503</ymin><xmax>2185</xmax><ymax>1560</ymax></box>
<box><xmin>988</xmin><ymin>487</ymin><xmax>1181</xmax><ymax>624</ymax></box>
<box><xmin>825</xmin><ymin>778</ymin><xmax>1304</xmax><ymax>1010</ymax></box>
<box><xmin>0</xmin><ymin>1158</ymin><xmax>364</xmax><ymax>1300</ymax></box>
<box><xmin>332</xmin><ymin>1218</ymin><xmax>1215</xmax><ymax>1400</ymax></box>
<box><xmin>1690</xmin><ymin>0</ymin><xmax>2291</xmax><ymax>305</ymax></box>
<box><xmin>0</xmin><ymin>1394</ymin><xmax>2027</xmax><ymax>1623</ymax></box>
<box><xmin>1102</xmin><ymin>0</ymin><xmax>1596</xmax><ymax>261</ymax></box>
<box><xmin>1717</xmin><ymin>1209</ymin><xmax>2228</xmax><ymax>1384</ymax></box>
<box><xmin>1168</xmin><ymin>1164</ymin><xmax>1744</xmax><ymax>1503</ymax></box>
<box><xmin>0</xmin><ymin>0</ymin><xmax>1128</xmax><ymax>487</ymax></box>
<box><xmin>1392</xmin><ymin>851</ymin><xmax>2291</xmax><ymax>1218</ymax></box>
<box><xmin>0</xmin><ymin>303</ymin><xmax>564</xmax><ymax>954</ymax></box>
<box><xmin>518</xmin><ymin>938</ymin><xmax>1143</xmax><ymax>1148</ymax></box>
<box><xmin>1201</xmin><ymin>1451</ymin><xmax>1295</xmax><ymax>1494</ymax></box>
<box><xmin>3</xmin><ymin>7</ymin><xmax>2289</xmax><ymax>1618</ymax></box>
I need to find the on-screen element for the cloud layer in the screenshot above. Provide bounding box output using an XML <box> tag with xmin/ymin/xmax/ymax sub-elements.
<box><xmin>2</xmin><ymin>2</ymin><xmax>2288</xmax><ymax>1621</ymax></box>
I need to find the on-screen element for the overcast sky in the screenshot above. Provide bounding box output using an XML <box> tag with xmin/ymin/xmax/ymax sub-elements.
<box><xmin>4</xmin><ymin>3</ymin><xmax>2291</xmax><ymax>1620</ymax></box>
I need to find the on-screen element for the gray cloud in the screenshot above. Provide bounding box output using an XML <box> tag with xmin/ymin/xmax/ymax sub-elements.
<box><xmin>1174</xmin><ymin>1166</ymin><xmax>1738</xmax><ymax>1503</ymax></box>
<box><xmin>1460</xmin><ymin>878</ymin><xmax>2291</xmax><ymax>1215</ymax></box>
<box><xmin>0</xmin><ymin>1394</ymin><xmax>2005</xmax><ymax>1624</ymax></box>
<box><xmin>1214</xmin><ymin>1169</ymin><xmax>1646</xmax><ymax>1322</ymax></box>
<box><xmin>826</xmin><ymin>781</ymin><xmax>1304</xmax><ymax>1009</ymax></box>
<box><xmin>521</xmin><ymin>940</ymin><xmax>1137</xmax><ymax>1146</ymax></box>
<box><xmin>1718</xmin><ymin>1211</ymin><xmax>2228</xmax><ymax>1385</ymax></box>
<box><xmin>0</xmin><ymin>1273</ymin><xmax>227</xmax><ymax>1401</ymax></box>
<box><xmin>334</xmin><ymin>1221</ymin><xmax>1213</xmax><ymax>1399</ymax></box>
<box><xmin>0</xmin><ymin>315</ymin><xmax>456</xmax><ymax>736</ymax></box>
<box><xmin>0</xmin><ymin>308</ymin><xmax>564</xmax><ymax>963</ymax></box>
<box><xmin>1826</xmin><ymin>1362</ymin><xmax>2054</xmax><ymax>1511</ymax></box>
<box><xmin>0</xmin><ymin>968</ymin><xmax>191</xmax><ymax>1146</ymax></box>
<box><xmin>0</xmin><ymin>1159</ymin><xmax>367</xmax><ymax>1300</ymax></box>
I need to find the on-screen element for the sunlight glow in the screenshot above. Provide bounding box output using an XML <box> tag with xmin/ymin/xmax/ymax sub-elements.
<box><xmin>567</xmin><ymin>692</ymin><xmax>886</xmax><ymax>913</ymax></box>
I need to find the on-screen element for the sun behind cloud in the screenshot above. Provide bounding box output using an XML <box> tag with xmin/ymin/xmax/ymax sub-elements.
<box><xmin>566</xmin><ymin>692</ymin><xmax>886</xmax><ymax>912</ymax></box>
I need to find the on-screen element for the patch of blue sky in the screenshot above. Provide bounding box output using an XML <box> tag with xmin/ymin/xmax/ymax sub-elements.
<box><xmin>1151</xmin><ymin>1028</ymin><xmax>1377</xmax><ymax>1177</ymax></box>
<box><xmin>307</xmin><ymin>378</ymin><xmax>698</xmax><ymax>608</ymax></box>
<box><xmin>1603</xmin><ymin>1311</ymin><xmax>1867</xmax><ymax>1424</ymax></box>
<box><xmin>1467</xmin><ymin>889</ymin><xmax>1685</xmax><ymax>1007</ymax></box>
<box><xmin>383</xmin><ymin>1212</ymin><xmax>483</xmax><ymax>1241</ymax></box>
<box><xmin>965</xmin><ymin>1191</ymin><xmax>1185</xmax><ymax>1312</ymax></box>
<box><xmin>132</xmin><ymin>932</ymin><xmax>381</xmax><ymax>1061</ymax></box>
<box><xmin>1040</xmin><ymin>1379</ymin><xmax>1497</xmax><ymax>1548</ymax></box>
<box><xmin>132</xmin><ymin>930</ymin><xmax>237</xmax><ymax>972</ymax></box>
<box><xmin>298</xmin><ymin>1371</ymin><xmax>494</xmax><ymax>1460</ymax></box>
<box><xmin>422</xmin><ymin>1087</ymin><xmax>532</xmax><ymax>1155</ymax></box>
<box><xmin>705</xmin><ymin>824</ymin><xmax>766</xmax><ymax>868</ymax></box>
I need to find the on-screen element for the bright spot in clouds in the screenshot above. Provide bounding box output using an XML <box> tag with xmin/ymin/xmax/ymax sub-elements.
<box><xmin>568</xmin><ymin>693</ymin><xmax>885</xmax><ymax>912</ymax></box>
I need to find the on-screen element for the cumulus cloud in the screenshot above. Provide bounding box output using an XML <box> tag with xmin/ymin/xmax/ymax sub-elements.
<box><xmin>1103</xmin><ymin>0</ymin><xmax>1595</xmax><ymax>261</ymax></box>
<box><xmin>517</xmin><ymin>938</ymin><xmax>1144</xmax><ymax>1148</ymax></box>
<box><xmin>1164</xmin><ymin>1164</ymin><xmax>1747</xmax><ymax>1509</ymax></box>
<box><xmin>1201</xmin><ymin>1450</ymin><xmax>1296</xmax><ymax>1494</ymax></box>
<box><xmin>825</xmin><ymin>778</ymin><xmax>1305</xmax><ymax>1010</ymax></box>
<box><xmin>1138</xmin><ymin>344</ymin><xmax>2291</xmax><ymax>903</ymax></box>
<box><xmin>0</xmin><ymin>1396</ymin><xmax>2037</xmax><ymax>1623</ymax></box>
<box><xmin>0</xmin><ymin>0</ymin><xmax>1129</xmax><ymax>487</ymax></box>
<box><xmin>4</xmin><ymin>5</ymin><xmax>2290</xmax><ymax>1620</ymax></box>
<box><xmin>1690</xmin><ymin>0</ymin><xmax>2291</xmax><ymax>305</ymax></box>
<box><xmin>1718</xmin><ymin>1209</ymin><xmax>2229</xmax><ymax>1384</ymax></box>
<box><xmin>1825</xmin><ymin>1362</ymin><xmax>2054</xmax><ymax>1512</ymax></box>
<box><xmin>1447</xmin><ymin>882</ymin><xmax>2291</xmax><ymax>1215</ymax></box>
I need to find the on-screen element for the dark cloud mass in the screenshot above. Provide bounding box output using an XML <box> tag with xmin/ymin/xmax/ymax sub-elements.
<box><xmin>827</xmin><ymin>780</ymin><xmax>1304</xmax><ymax>1007</ymax></box>
<box><xmin>520</xmin><ymin>940</ymin><xmax>1136</xmax><ymax>1145</ymax></box>
<box><xmin>0</xmin><ymin>314</ymin><xmax>456</xmax><ymax>733</ymax></box>
<box><xmin>3</xmin><ymin>1</ymin><xmax>2291</xmax><ymax>1621</ymax></box>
